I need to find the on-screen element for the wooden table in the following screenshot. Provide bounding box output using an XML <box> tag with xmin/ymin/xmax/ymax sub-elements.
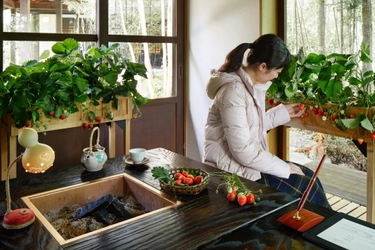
<box><xmin>0</xmin><ymin>148</ymin><xmax>335</xmax><ymax>249</ymax></box>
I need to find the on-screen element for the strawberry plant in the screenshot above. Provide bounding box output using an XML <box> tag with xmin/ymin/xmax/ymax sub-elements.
<box><xmin>213</xmin><ymin>172</ymin><xmax>262</xmax><ymax>206</ymax></box>
<box><xmin>0</xmin><ymin>38</ymin><xmax>150</xmax><ymax>129</ymax></box>
<box><xmin>267</xmin><ymin>42</ymin><xmax>375</xmax><ymax>135</ymax></box>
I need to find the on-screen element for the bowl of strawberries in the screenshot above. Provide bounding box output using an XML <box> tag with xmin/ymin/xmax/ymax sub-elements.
<box><xmin>151</xmin><ymin>167</ymin><xmax>210</xmax><ymax>195</ymax></box>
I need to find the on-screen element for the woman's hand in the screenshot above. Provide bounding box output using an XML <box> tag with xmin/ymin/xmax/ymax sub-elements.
<box><xmin>285</xmin><ymin>103</ymin><xmax>305</xmax><ymax>118</ymax></box>
<box><xmin>289</xmin><ymin>162</ymin><xmax>305</xmax><ymax>176</ymax></box>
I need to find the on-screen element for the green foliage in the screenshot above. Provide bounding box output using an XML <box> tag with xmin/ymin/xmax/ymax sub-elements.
<box><xmin>0</xmin><ymin>38</ymin><xmax>150</xmax><ymax>128</ymax></box>
<box><xmin>268</xmin><ymin>42</ymin><xmax>375</xmax><ymax>134</ymax></box>
<box><xmin>151</xmin><ymin>166</ymin><xmax>174</xmax><ymax>184</ymax></box>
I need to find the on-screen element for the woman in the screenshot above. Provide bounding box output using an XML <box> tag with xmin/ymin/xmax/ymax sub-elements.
<box><xmin>203</xmin><ymin>34</ymin><xmax>330</xmax><ymax>208</ymax></box>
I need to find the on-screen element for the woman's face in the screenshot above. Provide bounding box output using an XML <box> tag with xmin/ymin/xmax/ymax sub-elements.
<box><xmin>257</xmin><ymin>63</ymin><xmax>282</xmax><ymax>84</ymax></box>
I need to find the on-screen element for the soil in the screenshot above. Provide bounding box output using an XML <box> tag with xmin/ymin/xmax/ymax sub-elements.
<box><xmin>44</xmin><ymin>195</ymin><xmax>148</xmax><ymax>240</ymax></box>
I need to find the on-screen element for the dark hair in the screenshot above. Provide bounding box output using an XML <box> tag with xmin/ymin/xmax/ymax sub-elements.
<box><xmin>218</xmin><ymin>34</ymin><xmax>290</xmax><ymax>73</ymax></box>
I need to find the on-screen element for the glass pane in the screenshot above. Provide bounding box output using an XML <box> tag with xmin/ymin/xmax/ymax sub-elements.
<box><xmin>111</xmin><ymin>42</ymin><xmax>176</xmax><ymax>99</ymax></box>
<box><xmin>286</xmin><ymin>0</ymin><xmax>368</xmax><ymax>55</ymax></box>
<box><xmin>109</xmin><ymin>0</ymin><xmax>176</xmax><ymax>36</ymax></box>
<box><xmin>3</xmin><ymin>41</ymin><xmax>96</xmax><ymax>70</ymax></box>
<box><xmin>3</xmin><ymin>0</ymin><xmax>96</xmax><ymax>34</ymax></box>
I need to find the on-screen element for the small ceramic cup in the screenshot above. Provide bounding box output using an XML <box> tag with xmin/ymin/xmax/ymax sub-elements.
<box><xmin>129</xmin><ymin>148</ymin><xmax>146</xmax><ymax>164</ymax></box>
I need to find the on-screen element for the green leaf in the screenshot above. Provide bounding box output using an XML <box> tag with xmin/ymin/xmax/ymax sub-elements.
<box><xmin>104</xmin><ymin>72</ymin><xmax>119</xmax><ymax>85</ymax></box>
<box><xmin>341</xmin><ymin>118</ymin><xmax>360</xmax><ymax>129</ymax></box>
<box><xmin>325</xmin><ymin>79</ymin><xmax>342</xmax><ymax>98</ymax></box>
<box><xmin>360</xmin><ymin>42</ymin><xmax>372</xmax><ymax>63</ymax></box>
<box><xmin>39</xmin><ymin>50</ymin><xmax>50</xmax><ymax>60</ymax></box>
<box><xmin>63</xmin><ymin>38</ymin><xmax>79</xmax><ymax>54</ymax></box>
<box><xmin>10</xmin><ymin>95</ymin><xmax>29</xmax><ymax>108</ymax></box>
<box><xmin>360</xmin><ymin>117</ymin><xmax>374</xmax><ymax>132</ymax></box>
<box><xmin>151</xmin><ymin>166</ymin><xmax>173</xmax><ymax>184</ymax></box>
<box><xmin>75</xmin><ymin>78</ymin><xmax>89</xmax><ymax>94</ymax></box>
<box><xmin>285</xmin><ymin>86</ymin><xmax>296</xmax><ymax>98</ymax></box>
<box><xmin>52</xmin><ymin>42</ymin><xmax>67</xmax><ymax>55</ymax></box>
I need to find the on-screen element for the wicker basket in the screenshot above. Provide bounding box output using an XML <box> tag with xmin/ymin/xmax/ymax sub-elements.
<box><xmin>159</xmin><ymin>168</ymin><xmax>210</xmax><ymax>195</ymax></box>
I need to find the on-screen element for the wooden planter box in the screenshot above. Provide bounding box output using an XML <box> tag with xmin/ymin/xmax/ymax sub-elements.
<box><xmin>285</xmin><ymin>105</ymin><xmax>375</xmax><ymax>143</ymax></box>
<box><xmin>1</xmin><ymin>96</ymin><xmax>132</xmax><ymax>137</ymax></box>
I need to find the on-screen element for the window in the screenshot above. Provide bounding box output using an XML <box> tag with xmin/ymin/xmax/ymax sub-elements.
<box><xmin>286</xmin><ymin>0</ymin><xmax>373</xmax><ymax>59</ymax></box>
<box><xmin>1</xmin><ymin>0</ymin><xmax>179</xmax><ymax>99</ymax></box>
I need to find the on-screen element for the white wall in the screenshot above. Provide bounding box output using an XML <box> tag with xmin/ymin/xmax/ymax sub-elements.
<box><xmin>186</xmin><ymin>0</ymin><xmax>260</xmax><ymax>161</ymax></box>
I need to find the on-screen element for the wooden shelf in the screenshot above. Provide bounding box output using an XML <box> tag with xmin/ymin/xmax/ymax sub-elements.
<box><xmin>0</xmin><ymin>96</ymin><xmax>132</xmax><ymax>181</ymax></box>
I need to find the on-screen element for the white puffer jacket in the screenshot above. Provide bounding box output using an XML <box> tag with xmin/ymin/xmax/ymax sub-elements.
<box><xmin>203</xmin><ymin>68</ymin><xmax>292</xmax><ymax>181</ymax></box>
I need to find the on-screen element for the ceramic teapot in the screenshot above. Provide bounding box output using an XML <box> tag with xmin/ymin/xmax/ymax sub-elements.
<box><xmin>81</xmin><ymin>127</ymin><xmax>108</xmax><ymax>172</ymax></box>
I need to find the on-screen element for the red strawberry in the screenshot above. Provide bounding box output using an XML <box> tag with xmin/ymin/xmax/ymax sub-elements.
<box><xmin>246</xmin><ymin>193</ymin><xmax>255</xmax><ymax>204</ymax></box>
<box><xmin>187</xmin><ymin>174</ymin><xmax>194</xmax><ymax>179</ymax></box>
<box><xmin>175</xmin><ymin>180</ymin><xmax>182</xmax><ymax>186</ymax></box>
<box><xmin>181</xmin><ymin>171</ymin><xmax>188</xmax><ymax>177</ymax></box>
<box><xmin>89</xmin><ymin>124</ymin><xmax>94</xmax><ymax>130</ymax></box>
<box><xmin>237</xmin><ymin>193</ymin><xmax>247</xmax><ymax>206</ymax></box>
<box><xmin>82</xmin><ymin>123</ymin><xmax>89</xmax><ymax>130</ymax></box>
<box><xmin>193</xmin><ymin>175</ymin><xmax>203</xmax><ymax>185</ymax></box>
<box><xmin>298</xmin><ymin>103</ymin><xmax>305</xmax><ymax>110</ymax></box>
<box><xmin>372</xmin><ymin>133</ymin><xmax>375</xmax><ymax>140</ymax></box>
<box><xmin>49</xmin><ymin>111</ymin><xmax>55</xmax><ymax>116</ymax></box>
<box><xmin>268</xmin><ymin>98</ymin><xmax>274</xmax><ymax>106</ymax></box>
<box><xmin>357</xmin><ymin>138</ymin><xmax>364</xmax><ymax>145</ymax></box>
<box><xmin>24</xmin><ymin>121</ymin><xmax>31</xmax><ymax>127</ymax></box>
<box><xmin>227</xmin><ymin>191</ymin><xmax>236</xmax><ymax>202</ymax></box>
<box><xmin>349</xmin><ymin>114</ymin><xmax>356</xmax><ymax>119</ymax></box>
<box><xmin>95</xmin><ymin>117</ymin><xmax>101</xmax><ymax>123</ymax></box>
<box><xmin>331</xmin><ymin>113</ymin><xmax>338</xmax><ymax>120</ymax></box>
<box><xmin>183</xmin><ymin>177</ymin><xmax>193</xmax><ymax>185</ymax></box>
<box><xmin>178</xmin><ymin>175</ymin><xmax>185</xmax><ymax>182</ymax></box>
<box><xmin>174</xmin><ymin>173</ymin><xmax>182</xmax><ymax>180</ymax></box>
<box><xmin>60</xmin><ymin>115</ymin><xmax>66</xmax><ymax>120</ymax></box>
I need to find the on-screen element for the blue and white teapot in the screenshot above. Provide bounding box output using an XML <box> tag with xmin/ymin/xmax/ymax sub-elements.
<box><xmin>81</xmin><ymin>126</ymin><xmax>108</xmax><ymax>172</ymax></box>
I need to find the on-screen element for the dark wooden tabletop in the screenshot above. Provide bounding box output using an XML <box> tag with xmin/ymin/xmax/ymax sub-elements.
<box><xmin>0</xmin><ymin>148</ymin><xmax>332</xmax><ymax>249</ymax></box>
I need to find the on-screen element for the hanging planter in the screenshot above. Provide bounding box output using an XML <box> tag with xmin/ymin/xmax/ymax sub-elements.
<box><xmin>0</xmin><ymin>38</ymin><xmax>150</xmax><ymax>132</ymax></box>
<box><xmin>267</xmin><ymin>42</ymin><xmax>375</xmax><ymax>143</ymax></box>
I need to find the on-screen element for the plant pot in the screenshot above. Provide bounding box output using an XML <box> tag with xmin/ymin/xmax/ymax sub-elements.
<box><xmin>284</xmin><ymin>103</ymin><xmax>375</xmax><ymax>142</ymax></box>
<box><xmin>80</xmin><ymin>127</ymin><xmax>108</xmax><ymax>172</ymax></box>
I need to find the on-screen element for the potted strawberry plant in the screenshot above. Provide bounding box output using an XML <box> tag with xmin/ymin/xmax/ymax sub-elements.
<box><xmin>267</xmin><ymin>42</ymin><xmax>375</xmax><ymax>142</ymax></box>
<box><xmin>0</xmin><ymin>38</ymin><xmax>150</xmax><ymax>130</ymax></box>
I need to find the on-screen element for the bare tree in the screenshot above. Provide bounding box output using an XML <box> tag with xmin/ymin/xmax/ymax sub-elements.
<box><xmin>318</xmin><ymin>0</ymin><xmax>326</xmax><ymax>54</ymax></box>
<box><xmin>138</xmin><ymin>0</ymin><xmax>155</xmax><ymax>98</ymax></box>
<box><xmin>340</xmin><ymin>0</ymin><xmax>344</xmax><ymax>53</ymax></box>
<box><xmin>362</xmin><ymin>0</ymin><xmax>373</xmax><ymax>72</ymax></box>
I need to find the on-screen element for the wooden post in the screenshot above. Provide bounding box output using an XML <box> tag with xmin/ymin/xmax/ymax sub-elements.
<box><xmin>367</xmin><ymin>141</ymin><xmax>374</xmax><ymax>222</ymax></box>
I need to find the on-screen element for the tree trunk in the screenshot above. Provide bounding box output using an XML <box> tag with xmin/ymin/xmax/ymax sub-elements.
<box><xmin>362</xmin><ymin>0</ymin><xmax>372</xmax><ymax>72</ymax></box>
<box><xmin>138</xmin><ymin>0</ymin><xmax>155</xmax><ymax>98</ymax></box>
<box><xmin>318</xmin><ymin>0</ymin><xmax>326</xmax><ymax>54</ymax></box>
<box><xmin>340</xmin><ymin>0</ymin><xmax>344</xmax><ymax>53</ymax></box>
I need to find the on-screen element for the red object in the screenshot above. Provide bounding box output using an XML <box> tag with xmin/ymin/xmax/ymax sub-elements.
<box><xmin>277</xmin><ymin>155</ymin><xmax>326</xmax><ymax>232</ymax></box>
<box><xmin>227</xmin><ymin>191</ymin><xmax>236</xmax><ymax>202</ymax></box>
<box><xmin>246</xmin><ymin>193</ymin><xmax>255</xmax><ymax>204</ymax></box>
<box><xmin>3</xmin><ymin>208</ymin><xmax>35</xmax><ymax>230</ymax></box>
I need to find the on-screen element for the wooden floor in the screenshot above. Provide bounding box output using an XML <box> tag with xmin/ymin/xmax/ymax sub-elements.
<box><xmin>326</xmin><ymin>193</ymin><xmax>367</xmax><ymax>221</ymax></box>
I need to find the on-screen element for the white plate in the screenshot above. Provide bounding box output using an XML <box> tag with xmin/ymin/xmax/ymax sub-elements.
<box><xmin>124</xmin><ymin>157</ymin><xmax>150</xmax><ymax>166</ymax></box>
